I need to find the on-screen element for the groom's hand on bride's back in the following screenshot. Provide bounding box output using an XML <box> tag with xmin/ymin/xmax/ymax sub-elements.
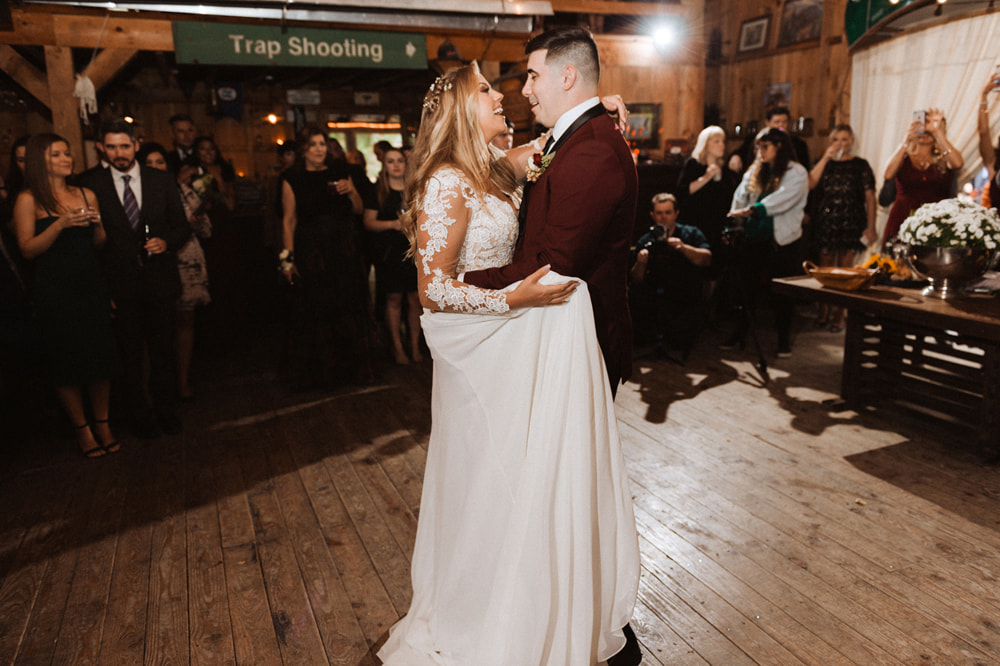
<box><xmin>506</xmin><ymin>264</ymin><xmax>578</xmax><ymax>309</ymax></box>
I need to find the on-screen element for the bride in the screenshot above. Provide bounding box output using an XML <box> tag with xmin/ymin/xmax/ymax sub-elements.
<box><xmin>377</xmin><ymin>63</ymin><xmax>639</xmax><ymax>665</ymax></box>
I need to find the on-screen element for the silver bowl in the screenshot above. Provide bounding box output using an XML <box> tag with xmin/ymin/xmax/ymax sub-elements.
<box><xmin>907</xmin><ymin>245</ymin><xmax>993</xmax><ymax>299</ymax></box>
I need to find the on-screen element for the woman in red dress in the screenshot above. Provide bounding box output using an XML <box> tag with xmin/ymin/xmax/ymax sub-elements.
<box><xmin>882</xmin><ymin>107</ymin><xmax>963</xmax><ymax>247</ymax></box>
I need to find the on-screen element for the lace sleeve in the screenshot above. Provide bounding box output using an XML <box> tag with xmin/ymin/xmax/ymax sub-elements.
<box><xmin>416</xmin><ymin>171</ymin><xmax>511</xmax><ymax>315</ymax></box>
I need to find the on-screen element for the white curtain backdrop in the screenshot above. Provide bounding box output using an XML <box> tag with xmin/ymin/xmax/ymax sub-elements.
<box><xmin>850</xmin><ymin>12</ymin><xmax>1000</xmax><ymax>239</ymax></box>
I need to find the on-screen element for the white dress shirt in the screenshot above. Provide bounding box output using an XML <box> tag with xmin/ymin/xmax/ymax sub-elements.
<box><xmin>112</xmin><ymin>161</ymin><xmax>143</xmax><ymax>210</ymax></box>
<box><xmin>548</xmin><ymin>96</ymin><xmax>601</xmax><ymax>150</ymax></box>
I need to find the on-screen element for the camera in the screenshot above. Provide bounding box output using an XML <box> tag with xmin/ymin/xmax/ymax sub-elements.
<box><xmin>721</xmin><ymin>215</ymin><xmax>746</xmax><ymax>246</ymax></box>
<box><xmin>640</xmin><ymin>223</ymin><xmax>669</xmax><ymax>250</ymax></box>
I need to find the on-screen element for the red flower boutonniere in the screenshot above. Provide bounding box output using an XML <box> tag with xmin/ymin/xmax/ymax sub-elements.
<box><xmin>525</xmin><ymin>152</ymin><xmax>554</xmax><ymax>183</ymax></box>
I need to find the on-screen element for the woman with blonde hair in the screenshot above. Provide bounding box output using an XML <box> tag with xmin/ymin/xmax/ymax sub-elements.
<box><xmin>378</xmin><ymin>61</ymin><xmax>639</xmax><ymax>665</ymax></box>
<box><xmin>677</xmin><ymin>124</ymin><xmax>738</xmax><ymax>279</ymax></box>
<box><xmin>807</xmin><ymin>124</ymin><xmax>876</xmax><ymax>332</ymax></box>
<box><xmin>882</xmin><ymin>107</ymin><xmax>963</xmax><ymax>246</ymax></box>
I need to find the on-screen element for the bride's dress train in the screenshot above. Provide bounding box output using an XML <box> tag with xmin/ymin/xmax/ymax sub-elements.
<box><xmin>377</xmin><ymin>167</ymin><xmax>639</xmax><ymax>665</ymax></box>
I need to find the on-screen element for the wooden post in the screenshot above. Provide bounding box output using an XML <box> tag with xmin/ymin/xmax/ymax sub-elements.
<box><xmin>44</xmin><ymin>45</ymin><xmax>83</xmax><ymax>166</ymax></box>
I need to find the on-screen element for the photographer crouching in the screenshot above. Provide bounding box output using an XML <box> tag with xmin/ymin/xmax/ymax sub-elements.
<box><xmin>630</xmin><ymin>193</ymin><xmax>711</xmax><ymax>359</ymax></box>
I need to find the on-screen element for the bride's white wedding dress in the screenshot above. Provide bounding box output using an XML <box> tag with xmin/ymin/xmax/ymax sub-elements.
<box><xmin>377</xmin><ymin>167</ymin><xmax>639</xmax><ymax>665</ymax></box>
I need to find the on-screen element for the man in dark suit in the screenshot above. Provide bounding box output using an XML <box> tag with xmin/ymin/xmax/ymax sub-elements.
<box><xmin>462</xmin><ymin>26</ymin><xmax>641</xmax><ymax>665</ymax></box>
<box><xmin>165</xmin><ymin>113</ymin><xmax>197</xmax><ymax>175</ymax></box>
<box><xmin>81</xmin><ymin>118</ymin><xmax>190</xmax><ymax>438</ymax></box>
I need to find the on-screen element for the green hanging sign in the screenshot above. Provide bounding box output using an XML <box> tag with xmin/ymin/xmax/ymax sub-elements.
<box><xmin>173</xmin><ymin>23</ymin><xmax>428</xmax><ymax>69</ymax></box>
<box><xmin>845</xmin><ymin>0</ymin><xmax>921</xmax><ymax>47</ymax></box>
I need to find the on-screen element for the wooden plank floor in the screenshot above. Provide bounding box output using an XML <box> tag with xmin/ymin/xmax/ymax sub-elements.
<box><xmin>2</xmin><ymin>308</ymin><xmax>999</xmax><ymax>665</ymax></box>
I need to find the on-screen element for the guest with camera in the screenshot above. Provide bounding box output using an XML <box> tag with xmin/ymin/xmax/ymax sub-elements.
<box><xmin>882</xmin><ymin>107</ymin><xmax>962</xmax><ymax>247</ymax></box>
<box><xmin>630</xmin><ymin>193</ymin><xmax>711</xmax><ymax>357</ymax></box>
<box><xmin>724</xmin><ymin>127</ymin><xmax>808</xmax><ymax>359</ymax></box>
<box><xmin>978</xmin><ymin>72</ymin><xmax>1000</xmax><ymax>210</ymax></box>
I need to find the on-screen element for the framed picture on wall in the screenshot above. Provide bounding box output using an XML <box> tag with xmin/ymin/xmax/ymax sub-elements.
<box><xmin>738</xmin><ymin>16</ymin><xmax>770</xmax><ymax>53</ymax></box>
<box><xmin>763</xmin><ymin>82</ymin><xmax>792</xmax><ymax>110</ymax></box>
<box><xmin>626</xmin><ymin>103</ymin><xmax>661</xmax><ymax>149</ymax></box>
<box><xmin>777</xmin><ymin>0</ymin><xmax>823</xmax><ymax>47</ymax></box>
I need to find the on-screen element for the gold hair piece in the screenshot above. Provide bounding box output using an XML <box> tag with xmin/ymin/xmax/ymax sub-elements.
<box><xmin>422</xmin><ymin>75</ymin><xmax>454</xmax><ymax>113</ymax></box>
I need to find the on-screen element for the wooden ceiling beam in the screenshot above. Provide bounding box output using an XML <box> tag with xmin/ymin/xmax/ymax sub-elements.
<box><xmin>0</xmin><ymin>44</ymin><xmax>52</xmax><ymax>108</ymax></box>
<box><xmin>82</xmin><ymin>48</ymin><xmax>140</xmax><ymax>91</ymax></box>
<box><xmin>549</xmin><ymin>0</ymin><xmax>684</xmax><ymax>16</ymax></box>
<box><xmin>4</xmin><ymin>9</ymin><xmax>173</xmax><ymax>49</ymax></box>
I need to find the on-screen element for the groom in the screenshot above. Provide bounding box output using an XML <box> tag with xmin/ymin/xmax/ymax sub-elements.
<box><xmin>465</xmin><ymin>26</ymin><xmax>636</xmax><ymax>397</ymax></box>
<box><xmin>463</xmin><ymin>26</ymin><xmax>641</xmax><ymax>665</ymax></box>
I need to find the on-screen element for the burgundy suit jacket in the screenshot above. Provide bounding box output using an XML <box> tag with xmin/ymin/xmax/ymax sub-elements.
<box><xmin>465</xmin><ymin>105</ymin><xmax>638</xmax><ymax>388</ymax></box>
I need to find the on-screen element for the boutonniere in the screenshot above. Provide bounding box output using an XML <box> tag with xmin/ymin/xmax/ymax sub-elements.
<box><xmin>525</xmin><ymin>152</ymin><xmax>554</xmax><ymax>183</ymax></box>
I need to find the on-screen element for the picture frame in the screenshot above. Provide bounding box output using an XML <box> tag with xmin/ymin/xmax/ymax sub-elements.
<box><xmin>763</xmin><ymin>82</ymin><xmax>792</xmax><ymax>110</ymax></box>
<box><xmin>625</xmin><ymin>103</ymin><xmax>661</xmax><ymax>150</ymax></box>
<box><xmin>738</xmin><ymin>16</ymin><xmax>770</xmax><ymax>53</ymax></box>
<box><xmin>777</xmin><ymin>0</ymin><xmax>823</xmax><ymax>48</ymax></box>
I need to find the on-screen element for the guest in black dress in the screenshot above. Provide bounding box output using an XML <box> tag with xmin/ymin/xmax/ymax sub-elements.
<box><xmin>676</xmin><ymin>125</ymin><xmax>739</xmax><ymax>285</ymax></box>
<box><xmin>1</xmin><ymin>136</ymin><xmax>30</xmax><ymax>282</ymax></box>
<box><xmin>13</xmin><ymin>133</ymin><xmax>120</xmax><ymax>457</ymax></box>
<box><xmin>807</xmin><ymin>124</ymin><xmax>877</xmax><ymax>332</ymax></box>
<box><xmin>363</xmin><ymin>147</ymin><xmax>421</xmax><ymax>365</ymax></box>
<box><xmin>279</xmin><ymin>127</ymin><xmax>377</xmax><ymax>388</ymax></box>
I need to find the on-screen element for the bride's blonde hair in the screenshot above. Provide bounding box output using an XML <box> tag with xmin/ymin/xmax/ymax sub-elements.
<box><xmin>402</xmin><ymin>62</ymin><xmax>518</xmax><ymax>255</ymax></box>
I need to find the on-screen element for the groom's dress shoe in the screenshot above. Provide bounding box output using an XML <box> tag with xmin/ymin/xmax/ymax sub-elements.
<box><xmin>608</xmin><ymin>622</ymin><xmax>641</xmax><ymax>665</ymax></box>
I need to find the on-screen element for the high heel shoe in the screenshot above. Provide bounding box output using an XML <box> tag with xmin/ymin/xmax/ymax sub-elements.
<box><xmin>93</xmin><ymin>419</ymin><xmax>120</xmax><ymax>453</ymax></box>
<box><xmin>75</xmin><ymin>423</ymin><xmax>106</xmax><ymax>458</ymax></box>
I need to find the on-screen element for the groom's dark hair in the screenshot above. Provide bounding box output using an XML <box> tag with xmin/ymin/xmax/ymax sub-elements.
<box><xmin>525</xmin><ymin>26</ymin><xmax>600</xmax><ymax>86</ymax></box>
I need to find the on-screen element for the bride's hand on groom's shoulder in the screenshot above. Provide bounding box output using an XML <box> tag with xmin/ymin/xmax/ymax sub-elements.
<box><xmin>601</xmin><ymin>94</ymin><xmax>629</xmax><ymax>135</ymax></box>
<box><xmin>506</xmin><ymin>264</ymin><xmax>578</xmax><ymax>309</ymax></box>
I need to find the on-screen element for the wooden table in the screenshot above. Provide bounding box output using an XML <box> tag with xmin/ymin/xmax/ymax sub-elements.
<box><xmin>773</xmin><ymin>276</ymin><xmax>1000</xmax><ymax>455</ymax></box>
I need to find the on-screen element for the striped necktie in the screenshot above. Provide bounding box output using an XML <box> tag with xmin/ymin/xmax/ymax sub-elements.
<box><xmin>121</xmin><ymin>174</ymin><xmax>140</xmax><ymax>231</ymax></box>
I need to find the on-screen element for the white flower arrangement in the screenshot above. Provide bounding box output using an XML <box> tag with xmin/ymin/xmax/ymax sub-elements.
<box><xmin>897</xmin><ymin>198</ymin><xmax>1000</xmax><ymax>251</ymax></box>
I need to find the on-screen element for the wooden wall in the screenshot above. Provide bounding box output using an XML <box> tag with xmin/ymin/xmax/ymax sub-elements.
<box><xmin>599</xmin><ymin>28</ymin><xmax>707</xmax><ymax>155</ymax></box>
<box><xmin>0</xmin><ymin>4</ymin><xmax>708</xmax><ymax>178</ymax></box>
<box><xmin>703</xmin><ymin>0</ymin><xmax>851</xmax><ymax>160</ymax></box>
<box><xmin>3</xmin><ymin>2</ymin><xmax>862</xmax><ymax>177</ymax></box>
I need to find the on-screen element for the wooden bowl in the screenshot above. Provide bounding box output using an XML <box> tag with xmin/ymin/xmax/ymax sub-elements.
<box><xmin>802</xmin><ymin>261</ymin><xmax>881</xmax><ymax>291</ymax></box>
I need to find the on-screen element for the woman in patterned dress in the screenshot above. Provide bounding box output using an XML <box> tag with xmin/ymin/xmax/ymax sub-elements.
<box><xmin>139</xmin><ymin>142</ymin><xmax>210</xmax><ymax>400</ymax></box>
<box><xmin>807</xmin><ymin>125</ymin><xmax>876</xmax><ymax>332</ymax></box>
